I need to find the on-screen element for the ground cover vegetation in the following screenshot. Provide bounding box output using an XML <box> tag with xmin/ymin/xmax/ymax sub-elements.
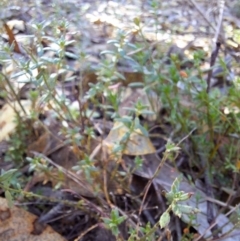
<box><xmin>1</xmin><ymin>0</ymin><xmax>240</xmax><ymax>240</ymax></box>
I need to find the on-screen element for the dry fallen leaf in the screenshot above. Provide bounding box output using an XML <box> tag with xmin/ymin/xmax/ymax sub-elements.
<box><xmin>104</xmin><ymin>121</ymin><xmax>156</xmax><ymax>156</ymax></box>
<box><xmin>0</xmin><ymin>197</ymin><xmax>66</xmax><ymax>241</ymax></box>
<box><xmin>0</xmin><ymin>100</ymin><xmax>32</xmax><ymax>142</ymax></box>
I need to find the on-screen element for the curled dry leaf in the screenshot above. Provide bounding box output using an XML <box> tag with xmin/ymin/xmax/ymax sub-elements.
<box><xmin>0</xmin><ymin>197</ymin><xmax>66</xmax><ymax>241</ymax></box>
<box><xmin>103</xmin><ymin>121</ymin><xmax>156</xmax><ymax>156</ymax></box>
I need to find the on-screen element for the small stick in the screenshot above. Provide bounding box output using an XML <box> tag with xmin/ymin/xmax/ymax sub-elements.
<box><xmin>213</xmin><ymin>0</ymin><xmax>225</xmax><ymax>45</ymax></box>
<box><xmin>206</xmin><ymin>42</ymin><xmax>221</xmax><ymax>93</ymax></box>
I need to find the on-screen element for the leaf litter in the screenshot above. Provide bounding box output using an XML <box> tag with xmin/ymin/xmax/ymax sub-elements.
<box><xmin>0</xmin><ymin>0</ymin><xmax>240</xmax><ymax>240</ymax></box>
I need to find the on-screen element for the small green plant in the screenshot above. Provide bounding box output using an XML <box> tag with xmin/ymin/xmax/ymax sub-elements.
<box><xmin>102</xmin><ymin>208</ymin><xmax>126</xmax><ymax>237</ymax></box>
<box><xmin>1</xmin><ymin>1</ymin><xmax>240</xmax><ymax>240</ymax></box>
<box><xmin>0</xmin><ymin>169</ymin><xmax>18</xmax><ymax>207</ymax></box>
<box><xmin>6</xmin><ymin>118</ymin><xmax>31</xmax><ymax>164</ymax></box>
<box><xmin>72</xmin><ymin>154</ymin><xmax>99</xmax><ymax>185</ymax></box>
<box><xmin>160</xmin><ymin>175</ymin><xmax>199</xmax><ymax>229</ymax></box>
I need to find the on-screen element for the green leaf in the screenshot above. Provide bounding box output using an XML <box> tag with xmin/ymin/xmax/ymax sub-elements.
<box><xmin>107</xmin><ymin>40</ymin><xmax>119</xmax><ymax>44</ymax></box>
<box><xmin>117</xmin><ymin>216</ymin><xmax>126</xmax><ymax>224</ymax></box>
<box><xmin>113</xmin><ymin>143</ymin><xmax>124</xmax><ymax>153</ymax></box>
<box><xmin>171</xmin><ymin>175</ymin><xmax>182</xmax><ymax>194</ymax></box>
<box><xmin>164</xmin><ymin>191</ymin><xmax>174</xmax><ymax>203</ymax></box>
<box><xmin>135</xmin><ymin>123</ymin><xmax>149</xmax><ymax>137</ymax></box>
<box><xmin>176</xmin><ymin>192</ymin><xmax>194</xmax><ymax>202</ymax></box>
<box><xmin>159</xmin><ymin>211</ymin><xmax>170</xmax><ymax>229</ymax></box>
<box><xmin>177</xmin><ymin>204</ymin><xmax>200</xmax><ymax>215</ymax></box>
<box><xmin>134</xmin><ymin>156</ymin><xmax>143</xmax><ymax>167</ymax></box>
<box><xmin>133</xmin><ymin>17</ymin><xmax>140</xmax><ymax>26</ymax></box>
<box><xmin>5</xmin><ymin>190</ymin><xmax>13</xmax><ymax>208</ymax></box>
<box><xmin>100</xmin><ymin>50</ymin><xmax>115</xmax><ymax>55</ymax></box>
<box><xmin>128</xmin><ymin>82</ymin><xmax>144</xmax><ymax>88</ymax></box>
<box><xmin>111</xmin><ymin>226</ymin><xmax>120</xmax><ymax>236</ymax></box>
<box><xmin>120</xmin><ymin>132</ymin><xmax>130</xmax><ymax>143</ymax></box>
<box><xmin>172</xmin><ymin>203</ymin><xmax>182</xmax><ymax>218</ymax></box>
<box><xmin>115</xmin><ymin>71</ymin><xmax>126</xmax><ymax>80</ymax></box>
<box><xmin>0</xmin><ymin>169</ymin><xmax>17</xmax><ymax>183</ymax></box>
<box><xmin>102</xmin><ymin>217</ymin><xmax>111</xmax><ymax>225</ymax></box>
<box><xmin>65</xmin><ymin>51</ymin><xmax>78</xmax><ymax>59</ymax></box>
<box><xmin>115</xmin><ymin>116</ymin><xmax>133</xmax><ymax>124</ymax></box>
<box><xmin>140</xmin><ymin>109</ymin><xmax>155</xmax><ymax>115</ymax></box>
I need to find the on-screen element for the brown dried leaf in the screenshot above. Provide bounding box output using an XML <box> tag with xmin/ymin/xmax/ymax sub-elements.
<box><xmin>0</xmin><ymin>197</ymin><xmax>66</xmax><ymax>241</ymax></box>
<box><xmin>104</xmin><ymin>122</ymin><xmax>156</xmax><ymax>156</ymax></box>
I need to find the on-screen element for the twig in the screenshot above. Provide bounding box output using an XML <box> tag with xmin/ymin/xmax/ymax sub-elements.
<box><xmin>136</xmin><ymin>128</ymin><xmax>196</xmax><ymax>237</ymax></box>
<box><xmin>206</xmin><ymin>42</ymin><xmax>221</xmax><ymax>93</ymax></box>
<box><xmin>37</xmin><ymin>202</ymin><xmax>65</xmax><ymax>224</ymax></box>
<box><xmin>199</xmin><ymin>153</ymin><xmax>219</xmax><ymax>238</ymax></box>
<box><xmin>30</xmin><ymin>151</ymin><xmax>108</xmax><ymax>217</ymax></box>
<box><xmin>194</xmin><ymin>202</ymin><xmax>240</xmax><ymax>241</ymax></box>
<box><xmin>136</xmin><ymin>152</ymin><xmax>168</xmax><ymax>237</ymax></box>
<box><xmin>213</xmin><ymin>0</ymin><xmax>225</xmax><ymax>45</ymax></box>
<box><xmin>73</xmin><ymin>223</ymin><xmax>99</xmax><ymax>241</ymax></box>
<box><xmin>188</xmin><ymin>0</ymin><xmax>216</xmax><ymax>32</ymax></box>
